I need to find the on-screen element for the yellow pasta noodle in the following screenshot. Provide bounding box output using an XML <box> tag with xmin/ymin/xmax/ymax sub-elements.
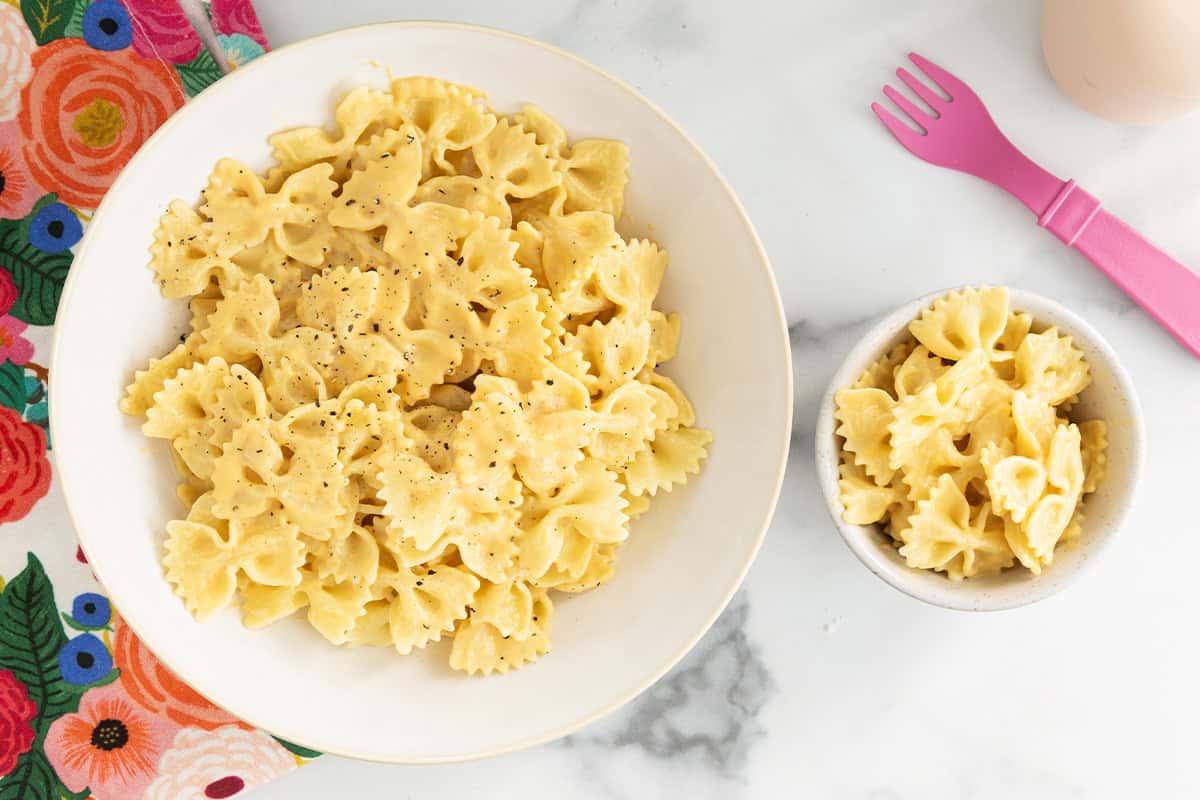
<box><xmin>835</xmin><ymin>286</ymin><xmax>1106</xmax><ymax>580</ymax></box>
<box><xmin>125</xmin><ymin>77</ymin><xmax>711</xmax><ymax>675</ymax></box>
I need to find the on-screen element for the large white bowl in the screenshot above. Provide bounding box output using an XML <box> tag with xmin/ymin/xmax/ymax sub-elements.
<box><xmin>814</xmin><ymin>288</ymin><xmax>1143</xmax><ymax>611</ymax></box>
<box><xmin>50</xmin><ymin>23</ymin><xmax>791</xmax><ymax>762</ymax></box>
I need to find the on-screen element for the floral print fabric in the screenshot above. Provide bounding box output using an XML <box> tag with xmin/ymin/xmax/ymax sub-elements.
<box><xmin>19</xmin><ymin>37</ymin><xmax>186</xmax><ymax>208</ymax></box>
<box><xmin>0</xmin><ymin>3</ymin><xmax>318</xmax><ymax>798</ymax></box>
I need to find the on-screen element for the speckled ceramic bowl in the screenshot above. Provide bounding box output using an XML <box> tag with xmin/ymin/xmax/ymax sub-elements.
<box><xmin>814</xmin><ymin>287</ymin><xmax>1144</xmax><ymax>611</ymax></box>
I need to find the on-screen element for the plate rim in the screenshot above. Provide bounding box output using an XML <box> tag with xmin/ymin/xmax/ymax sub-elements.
<box><xmin>48</xmin><ymin>19</ymin><xmax>794</xmax><ymax>763</ymax></box>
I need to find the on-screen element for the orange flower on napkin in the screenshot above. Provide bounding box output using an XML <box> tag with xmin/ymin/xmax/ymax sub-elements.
<box><xmin>113</xmin><ymin>615</ymin><xmax>251</xmax><ymax>731</ymax></box>
<box><xmin>43</xmin><ymin>681</ymin><xmax>180</xmax><ymax>799</ymax></box>
<box><xmin>18</xmin><ymin>37</ymin><xmax>184</xmax><ymax>209</ymax></box>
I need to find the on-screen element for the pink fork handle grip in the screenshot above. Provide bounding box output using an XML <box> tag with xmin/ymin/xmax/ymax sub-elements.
<box><xmin>1039</xmin><ymin>180</ymin><xmax>1200</xmax><ymax>357</ymax></box>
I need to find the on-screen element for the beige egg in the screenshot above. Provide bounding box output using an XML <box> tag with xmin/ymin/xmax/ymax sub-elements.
<box><xmin>1042</xmin><ymin>0</ymin><xmax>1200</xmax><ymax>124</ymax></box>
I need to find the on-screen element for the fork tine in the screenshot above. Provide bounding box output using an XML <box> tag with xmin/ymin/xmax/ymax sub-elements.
<box><xmin>882</xmin><ymin>85</ymin><xmax>932</xmax><ymax>130</ymax></box>
<box><xmin>896</xmin><ymin>67</ymin><xmax>944</xmax><ymax>112</ymax></box>
<box><xmin>870</xmin><ymin>102</ymin><xmax>924</xmax><ymax>149</ymax></box>
<box><xmin>907</xmin><ymin>52</ymin><xmax>958</xmax><ymax>100</ymax></box>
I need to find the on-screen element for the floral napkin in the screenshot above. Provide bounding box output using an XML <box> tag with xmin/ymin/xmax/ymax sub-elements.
<box><xmin>0</xmin><ymin>2</ymin><xmax>320</xmax><ymax>798</ymax></box>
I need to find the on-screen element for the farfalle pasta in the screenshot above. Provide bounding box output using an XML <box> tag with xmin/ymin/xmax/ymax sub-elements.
<box><xmin>123</xmin><ymin>77</ymin><xmax>711</xmax><ymax>675</ymax></box>
<box><xmin>835</xmin><ymin>287</ymin><xmax>1106</xmax><ymax>580</ymax></box>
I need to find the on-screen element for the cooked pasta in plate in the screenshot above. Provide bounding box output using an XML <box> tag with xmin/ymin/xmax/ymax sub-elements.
<box><xmin>121</xmin><ymin>76</ymin><xmax>711</xmax><ymax>675</ymax></box>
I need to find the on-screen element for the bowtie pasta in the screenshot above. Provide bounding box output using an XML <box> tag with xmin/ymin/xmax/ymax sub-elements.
<box><xmin>122</xmin><ymin>77</ymin><xmax>711</xmax><ymax>675</ymax></box>
<box><xmin>835</xmin><ymin>286</ymin><xmax>1106</xmax><ymax>580</ymax></box>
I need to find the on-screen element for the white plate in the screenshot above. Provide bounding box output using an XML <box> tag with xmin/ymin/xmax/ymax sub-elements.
<box><xmin>50</xmin><ymin>22</ymin><xmax>792</xmax><ymax>763</ymax></box>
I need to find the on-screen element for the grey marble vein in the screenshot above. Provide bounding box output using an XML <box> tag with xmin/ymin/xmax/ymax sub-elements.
<box><xmin>557</xmin><ymin>592</ymin><xmax>774</xmax><ymax>778</ymax></box>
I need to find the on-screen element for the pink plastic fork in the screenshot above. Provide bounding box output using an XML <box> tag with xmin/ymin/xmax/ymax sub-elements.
<box><xmin>872</xmin><ymin>52</ymin><xmax>1200</xmax><ymax>358</ymax></box>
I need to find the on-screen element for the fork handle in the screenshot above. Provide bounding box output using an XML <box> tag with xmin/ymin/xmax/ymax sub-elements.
<box><xmin>1039</xmin><ymin>180</ymin><xmax>1200</xmax><ymax>357</ymax></box>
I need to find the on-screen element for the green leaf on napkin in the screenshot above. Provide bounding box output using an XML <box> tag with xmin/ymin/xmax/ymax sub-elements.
<box><xmin>87</xmin><ymin>666</ymin><xmax>120</xmax><ymax>688</ymax></box>
<box><xmin>61</xmin><ymin>0</ymin><xmax>89</xmax><ymax>38</ymax></box>
<box><xmin>0</xmin><ymin>221</ymin><xmax>72</xmax><ymax>326</ymax></box>
<box><xmin>0</xmin><ymin>747</ymin><xmax>60</xmax><ymax>800</ymax></box>
<box><xmin>0</xmin><ymin>361</ymin><xmax>24</xmax><ymax>412</ymax></box>
<box><xmin>273</xmin><ymin>736</ymin><xmax>324</xmax><ymax>759</ymax></box>
<box><xmin>0</xmin><ymin>554</ymin><xmax>81</xmax><ymax>800</ymax></box>
<box><xmin>0</xmin><ymin>554</ymin><xmax>75</xmax><ymax>722</ymax></box>
<box><xmin>174</xmin><ymin>47</ymin><xmax>224</xmax><ymax>98</ymax></box>
<box><xmin>19</xmin><ymin>0</ymin><xmax>74</xmax><ymax>45</ymax></box>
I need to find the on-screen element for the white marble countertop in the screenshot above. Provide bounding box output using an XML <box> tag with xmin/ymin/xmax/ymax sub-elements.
<box><xmin>251</xmin><ymin>1</ymin><xmax>1200</xmax><ymax>796</ymax></box>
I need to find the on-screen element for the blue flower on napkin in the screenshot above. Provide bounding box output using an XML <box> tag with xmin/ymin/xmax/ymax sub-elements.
<box><xmin>59</xmin><ymin>633</ymin><xmax>114</xmax><ymax>685</ymax></box>
<box><xmin>83</xmin><ymin>0</ymin><xmax>133</xmax><ymax>52</ymax></box>
<box><xmin>66</xmin><ymin>592</ymin><xmax>113</xmax><ymax>629</ymax></box>
<box><xmin>27</xmin><ymin>201</ymin><xmax>82</xmax><ymax>253</ymax></box>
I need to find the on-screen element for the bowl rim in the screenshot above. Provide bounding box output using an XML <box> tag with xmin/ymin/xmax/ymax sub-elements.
<box><xmin>48</xmin><ymin>20</ymin><xmax>794</xmax><ymax>762</ymax></box>
<box><xmin>813</xmin><ymin>286</ymin><xmax>1144</xmax><ymax>612</ymax></box>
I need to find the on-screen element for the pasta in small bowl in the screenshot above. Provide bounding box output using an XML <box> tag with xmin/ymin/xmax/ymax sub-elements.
<box><xmin>814</xmin><ymin>286</ymin><xmax>1143</xmax><ymax>611</ymax></box>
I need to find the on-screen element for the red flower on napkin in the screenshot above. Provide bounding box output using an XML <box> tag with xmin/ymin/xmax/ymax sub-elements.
<box><xmin>0</xmin><ymin>405</ymin><xmax>49</xmax><ymax>522</ymax></box>
<box><xmin>209</xmin><ymin>0</ymin><xmax>268</xmax><ymax>48</ymax></box>
<box><xmin>18</xmin><ymin>37</ymin><xmax>185</xmax><ymax>209</ymax></box>
<box><xmin>0</xmin><ymin>269</ymin><xmax>18</xmax><ymax>316</ymax></box>
<box><xmin>124</xmin><ymin>0</ymin><xmax>205</xmax><ymax>64</ymax></box>
<box><xmin>0</xmin><ymin>669</ymin><xmax>37</xmax><ymax>777</ymax></box>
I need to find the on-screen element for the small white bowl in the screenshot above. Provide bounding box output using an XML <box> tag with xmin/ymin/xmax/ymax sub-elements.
<box><xmin>814</xmin><ymin>287</ymin><xmax>1144</xmax><ymax>611</ymax></box>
